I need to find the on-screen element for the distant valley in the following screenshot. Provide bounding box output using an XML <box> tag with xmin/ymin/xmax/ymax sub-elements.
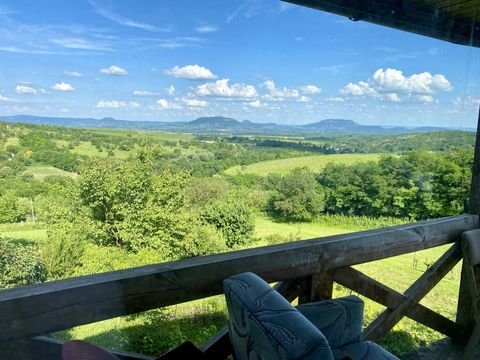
<box><xmin>0</xmin><ymin>114</ymin><xmax>472</xmax><ymax>135</ymax></box>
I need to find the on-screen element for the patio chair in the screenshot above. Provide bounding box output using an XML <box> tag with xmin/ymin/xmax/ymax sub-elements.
<box><xmin>223</xmin><ymin>272</ymin><xmax>399</xmax><ymax>360</ymax></box>
<box><xmin>461</xmin><ymin>229</ymin><xmax>480</xmax><ymax>359</ymax></box>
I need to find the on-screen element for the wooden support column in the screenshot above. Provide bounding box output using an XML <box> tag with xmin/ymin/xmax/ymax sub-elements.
<box><xmin>363</xmin><ymin>243</ymin><xmax>461</xmax><ymax>341</ymax></box>
<box><xmin>311</xmin><ymin>270</ymin><xmax>334</xmax><ymax>302</ymax></box>
<box><xmin>458</xmin><ymin>106</ymin><xmax>480</xmax><ymax>330</ymax></box>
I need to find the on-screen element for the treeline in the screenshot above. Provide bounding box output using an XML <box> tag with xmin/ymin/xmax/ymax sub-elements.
<box><xmin>265</xmin><ymin>148</ymin><xmax>472</xmax><ymax>221</ymax></box>
<box><xmin>225</xmin><ymin>131</ymin><xmax>475</xmax><ymax>154</ymax></box>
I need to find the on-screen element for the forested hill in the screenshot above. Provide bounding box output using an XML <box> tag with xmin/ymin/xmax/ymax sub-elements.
<box><xmin>0</xmin><ymin>115</ymin><xmax>467</xmax><ymax>135</ymax></box>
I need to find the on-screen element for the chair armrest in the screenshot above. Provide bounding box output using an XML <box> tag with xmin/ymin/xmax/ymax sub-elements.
<box><xmin>297</xmin><ymin>296</ymin><xmax>364</xmax><ymax>348</ymax></box>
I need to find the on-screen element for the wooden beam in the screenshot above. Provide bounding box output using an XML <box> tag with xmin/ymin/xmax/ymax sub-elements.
<box><xmin>459</xmin><ymin>107</ymin><xmax>480</xmax><ymax>329</ymax></box>
<box><xmin>0</xmin><ymin>215</ymin><xmax>476</xmax><ymax>342</ymax></box>
<box><xmin>468</xmin><ymin>107</ymin><xmax>480</xmax><ymax>214</ymax></box>
<box><xmin>333</xmin><ymin>267</ymin><xmax>466</xmax><ymax>341</ymax></box>
<box><xmin>0</xmin><ymin>337</ymin><xmax>154</xmax><ymax>360</ymax></box>
<box><xmin>362</xmin><ymin>243</ymin><xmax>462</xmax><ymax>341</ymax></box>
<box><xmin>283</xmin><ymin>0</ymin><xmax>480</xmax><ymax>48</ymax></box>
<box><xmin>311</xmin><ymin>269</ymin><xmax>334</xmax><ymax>302</ymax></box>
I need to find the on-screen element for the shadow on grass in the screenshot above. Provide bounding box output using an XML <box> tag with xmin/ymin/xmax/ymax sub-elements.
<box><xmin>57</xmin><ymin>310</ymin><xmax>228</xmax><ymax>357</ymax></box>
<box><xmin>379</xmin><ymin>330</ymin><xmax>420</xmax><ymax>356</ymax></box>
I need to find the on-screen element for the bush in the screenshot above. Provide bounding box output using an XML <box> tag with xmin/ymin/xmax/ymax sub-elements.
<box><xmin>200</xmin><ymin>201</ymin><xmax>255</xmax><ymax>248</ymax></box>
<box><xmin>0</xmin><ymin>239</ymin><xmax>47</xmax><ymax>289</ymax></box>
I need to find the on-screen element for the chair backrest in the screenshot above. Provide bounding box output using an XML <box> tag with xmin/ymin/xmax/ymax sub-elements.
<box><xmin>463</xmin><ymin>229</ymin><xmax>480</xmax><ymax>267</ymax></box>
<box><xmin>223</xmin><ymin>272</ymin><xmax>334</xmax><ymax>360</ymax></box>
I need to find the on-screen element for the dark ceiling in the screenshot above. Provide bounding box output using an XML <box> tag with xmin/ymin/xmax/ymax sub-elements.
<box><xmin>283</xmin><ymin>0</ymin><xmax>480</xmax><ymax>47</ymax></box>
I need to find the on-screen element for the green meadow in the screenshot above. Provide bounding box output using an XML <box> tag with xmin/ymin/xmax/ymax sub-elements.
<box><xmin>224</xmin><ymin>153</ymin><xmax>381</xmax><ymax>176</ymax></box>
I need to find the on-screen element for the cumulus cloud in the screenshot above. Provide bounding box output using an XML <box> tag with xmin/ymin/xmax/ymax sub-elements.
<box><xmin>166</xmin><ymin>64</ymin><xmax>217</xmax><ymax>80</ymax></box>
<box><xmin>96</xmin><ymin>100</ymin><xmax>126</xmax><ymax>108</ymax></box>
<box><xmin>166</xmin><ymin>85</ymin><xmax>175</xmax><ymax>95</ymax></box>
<box><xmin>298</xmin><ymin>96</ymin><xmax>311</xmax><ymax>103</ymax></box>
<box><xmin>326</xmin><ymin>97</ymin><xmax>345</xmax><ymax>103</ymax></box>
<box><xmin>195</xmin><ymin>25</ymin><xmax>219</xmax><ymax>33</ymax></box>
<box><xmin>182</xmin><ymin>98</ymin><xmax>208</xmax><ymax>107</ymax></box>
<box><xmin>15</xmin><ymin>84</ymin><xmax>44</xmax><ymax>95</ymax></box>
<box><xmin>64</xmin><ymin>71</ymin><xmax>83</xmax><ymax>78</ymax></box>
<box><xmin>133</xmin><ymin>90</ymin><xmax>160</xmax><ymax>96</ymax></box>
<box><xmin>263</xmin><ymin>80</ymin><xmax>299</xmax><ymax>99</ymax></box>
<box><xmin>52</xmin><ymin>82</ymin><xmax>75</xmax><ymax>92</ymax></box>
<box><xmin>339</xmin><ymin>68</ymin><xmax>452</xmax><ymax>103</ymax></box>
<box><xmin>301</xmin><ymin>85</ymin><xmax>321</xmax><ymax>94</ymax></box>
<box><xmin>340</xmin><ymin>81</ymin><xmax>377</xmax><ymax>97</ymax></box>
<box><xmin>100</xmin><ymin>65</ymin><xmax>128</xmax><ymax>76</ymax></box>
<box><xmin>0</xmin><ymin>94</ymin><xmax>12</xmax><ymax>101</ymax></box>
<box><xmin>372</xmin><ymin>68</ymin><xmax>452</xmax><ymax>94</ymax></box>
<box><xmin>153</xmin><ymin>99</ymin><xmax>181</xmax><ymax>110</ymax></box>
<box><xmin>245</xmin><ymin>100</ymin><xmax>265</xmax><ymax>108</ymax></box>
<box><xmin>196</xmin><ymin>79</ymin><xmax>257</xmax><ymax>98</ymax></box>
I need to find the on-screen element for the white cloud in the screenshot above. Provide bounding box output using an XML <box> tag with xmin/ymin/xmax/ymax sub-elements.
<box><xmin>51</xmin><ymin>37</ymin><xmax>114</xmax><ymax>52</ymax></box>
<box><xmin>64</xmin><ymin>71</ymin><xmax>83</xmax><ymax>78</ymax></box>
<box><xmin>340</xmin><ymin>81</ymin><xmax>377</xmax><ymax>97</ymax></box>
<box><xmin>196</xmin><ymin>79</ymin><xmax>257</xmax><ymax>98</ymax></box>
<box><xmin>453</xmin><ymin>96</ymin><xmax>480</xmax><ymax>108</ymax></box>
<box><xmin>298</xmin><ymin>96</ymin><xmax>311</xmax><ymax>102</ymax></box>
<box><xmin>52</xmin><ymin>82</ymin><xmax>75</xmax><ymax>92</ymax></box>
<box><xmin>100</xmin><ymin>65</ymin><xmax>128</xmax><ymax>76</ymax></box>
<box><xmin>96</xmin><ymin>100</ymin><xmax>126</xmax><ymax>108</ymax></box>
<box><xmin>416</xmin><ymin>95</ymin><xmax>435</xmax><ymax>103</ymax></box>
<box><xmin>246</xmin><ymin>100</ymin><xmax>265</xmax><ymax>108</ymax></box>
<box><xmin>372</xmin><ymin>68</ymin><xmax>452</xmax><ymax>94</ymax></box>
<box><xmin>326</xmin><ymin>97</ymin><xmax>345</xmax><ymax>103</ymax></box>
<box><xmin>15</xmin><ymin>84</ymin><xmax>44</xmax><ymax>95</ymax></box>
<box><xmin>166</xmin><ymin>64</ymin><xmax>217</xmax><ymax>80</ymax></box>
<box><xmin>60</xmin><ymin>108</ymin><xmax>70</xmax><ymax>113</ymax></box>
<box><xmin>301</xmin><ymin>85</ymin><xmax>322</xmax><ymax>94</ymax></box>
<box><xmin>0</xmin><ymin>94</ymin><xmax>12</xmax><ymax>101</ymax></box>
<box><xmin>183</xmin><ymin>98</ymin><xmax>208</xmax><ymax>107</ymax></box>
<box><xmin>154</xmin><ymin>99</ymin><xmax>181</xmax><ymax>110</ymax></box>
<box><xmin>263</xmin><ymin>80</ymin><xmax>300</xmax><ymax>99</ymax></box>
<box><xmin>133</xmin><ymin>90</ymin><xmax>160</xmax><ymax>96</ymax></box>
<box><xmin>166</xmin><ymin>85</ymin><xmax>175</xmax><ymax>95</ymax></box>
<box><xmin>385</xmin><ymin>93</ymin><xmax>401</xmax><ymax>102</ymax></box>
<box><xmin>88</xmin><ymin>0</ymin><xmax>170</xmax><ymax>32</ymax></box>
<box><xmin>195</xmin><ymin>25</ymin><xmax>219</xmax><ymax>33</ymax></box>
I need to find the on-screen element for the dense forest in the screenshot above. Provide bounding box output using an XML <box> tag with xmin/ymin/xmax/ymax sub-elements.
<box><xmin>0</xmin><ymin>120</ymin><xmax>475</xmax><ymax>355</ymax></box>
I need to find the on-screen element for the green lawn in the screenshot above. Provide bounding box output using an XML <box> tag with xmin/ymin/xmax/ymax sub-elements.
<box><xmin>224</xmin><ymin>153</ymin><xmax>381</xmax><ymax>176</ymax></box>
<box><xmin>0</xmin><ymin>223</ymin><xmax>48</xmax><ymax>244</ymax></box>
<box><xmin>71</xmin><ymin>142</ymin><xmax>132</xmax><ymax>159</ymax></box>
<box><xmin>25</xmin><ymin>165</ymin><xmax>77</xmax><ymax>179</ymax></box>
<box><xmin>87</xmin><ymin>128</ymin><xmax>194</xmax><ymax>141</ymax></box>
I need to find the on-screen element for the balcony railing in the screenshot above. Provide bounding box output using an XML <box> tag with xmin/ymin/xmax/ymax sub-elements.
<box><xmin>0</xmin><ymin>213</ymin><xmax>478</xmax><ymax>359</ymax></box>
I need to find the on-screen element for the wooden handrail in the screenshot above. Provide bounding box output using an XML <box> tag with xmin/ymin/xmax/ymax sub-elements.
<box><xmin>0</xmin><ymin>214</ymin><xmax>477</xmax><ymax>342</ymax></box>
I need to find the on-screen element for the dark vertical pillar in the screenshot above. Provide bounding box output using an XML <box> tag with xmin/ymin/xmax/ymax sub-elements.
<box><xmin>457</xmin><ymin>107</ymin><xmax>480</xmax><ymax>331</ymax></box>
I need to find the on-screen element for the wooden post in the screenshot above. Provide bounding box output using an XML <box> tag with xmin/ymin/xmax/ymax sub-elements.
<box><xmin>458</xmin><ymin>106</ymin><xmax>480</xmax><ymax>330</ymax></box>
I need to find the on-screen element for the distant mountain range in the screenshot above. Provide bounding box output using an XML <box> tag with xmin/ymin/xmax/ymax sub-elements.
<box><xmin>0</xmin><ymin>115</ymin><xmax>470</xmax><ymax>135</ymax></box>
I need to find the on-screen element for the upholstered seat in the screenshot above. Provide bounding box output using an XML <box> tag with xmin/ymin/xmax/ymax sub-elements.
<box><xmin>224</xmin><ymin>272</ymin><xmax>399</xmax><ymax>360</ymax></box>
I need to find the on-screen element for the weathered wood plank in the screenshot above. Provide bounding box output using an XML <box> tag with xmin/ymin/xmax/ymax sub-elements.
<box><xmin>0</xmin><ymin>337</ymin><xmax>154</xmax><ymax>360</ymax></box>
<box><xmin>311</xmin><ymin>269</ymin><xmax>334</xmax><ymax>302</ymax></box>
<box><xmin>334</xmin><ymin>267</ymin><xmax>466</xmax><ymax>340</ymax></box>
<box><xmin>362</xmin><ymin>243</ymin><xmax>462</xmax><ymax>341</ymax></box>
<box><xmin>0</xmin><ymin>215</ymin><xmax>476</xmax><ymax>341</ymax></box>
<box><xmin>459</xmin><ymin>107</ymin><xmax>480</xmax><ymax>329</ymax></box>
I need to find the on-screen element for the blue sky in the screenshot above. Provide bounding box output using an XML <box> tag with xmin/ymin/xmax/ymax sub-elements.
<box><xmin>0</xmin><ymin>0</ymin><xmax>479</xmax><ymax>127</ymax></box>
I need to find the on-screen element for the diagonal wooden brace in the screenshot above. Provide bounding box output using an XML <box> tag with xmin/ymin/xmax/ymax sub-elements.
<box><xmin>359</xmin><ymin>242</ymin><xmax>462</xmax><ymax>341</ymax></box>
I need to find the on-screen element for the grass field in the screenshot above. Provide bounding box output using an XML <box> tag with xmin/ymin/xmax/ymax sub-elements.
<box><xmin>87</xmin><ymin>128</ymin><xmax>194</xmax><ymax>141</ymax></box>
<box><xmin>0</xmin><ymin>223</ymin><xmax>48</xmax><ymax>244</ymax></box>
<box><xmin>24</xmin><ymin>165</ymin><xmax>77</xmax><ymax>179</ymax></box>
<box><xmin>224</xmin><ymin>153</ymin><xmax>381</xmax><ymax>176</ymax></box>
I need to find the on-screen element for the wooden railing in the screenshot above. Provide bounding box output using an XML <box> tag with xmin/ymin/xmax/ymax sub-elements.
<box><xmin>0</xmin><ymin>214</ymin><xmax>478</xmax><ymax>359</ymax></box>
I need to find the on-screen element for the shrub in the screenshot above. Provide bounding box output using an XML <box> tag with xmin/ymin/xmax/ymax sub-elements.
<box><xmin>0</xmin><ymin>239</ymin><xmax>47</xmax><ymax>289</ymax></box>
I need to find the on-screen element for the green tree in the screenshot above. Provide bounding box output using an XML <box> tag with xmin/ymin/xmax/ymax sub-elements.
<box><xmin>0</xmin><ymin>192</ymin><xmax>26</xmax><ymax>223</ymax></box>
<box><xmin>269</xmin><ymin>167</ymin><xmax>324</xmax><ymax>221</ymax></box>
<box><xmin>200</xmin><ymin>201</ymin><xmax>254</xmax><ymax>248</ymax></box>
<box><xmin>0</xmin><ymin>239</ymin><xmax>47</xmax><ymax>289</ymax></box>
